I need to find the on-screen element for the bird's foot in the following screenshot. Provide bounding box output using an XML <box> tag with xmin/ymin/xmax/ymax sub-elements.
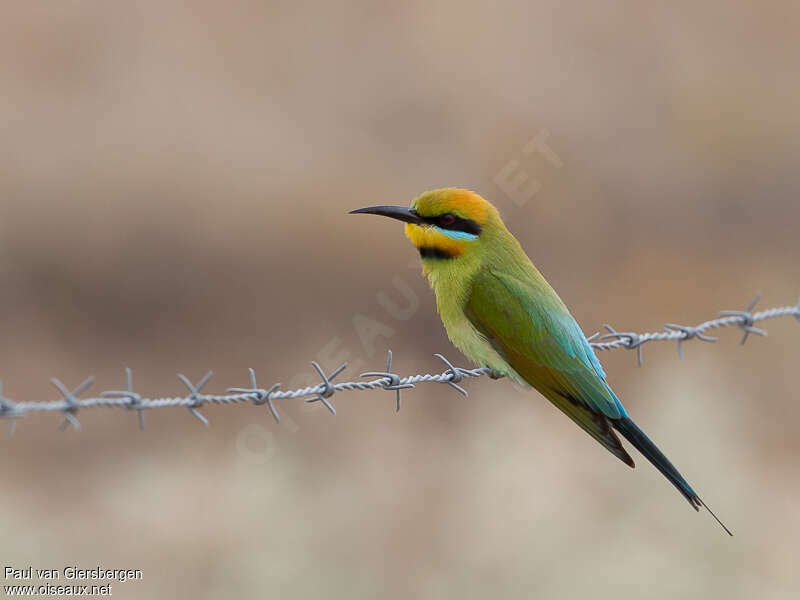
<box><xmin>487</xmin><ymin>369</ymin><xmax>506</xmax><ymax>380</ymax></box>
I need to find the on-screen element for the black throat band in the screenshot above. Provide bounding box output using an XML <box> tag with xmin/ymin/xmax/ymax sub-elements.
<box><xmin>418</xmin><ymin>246</ymin><xmax>456</xmax><ymax>260</ymax></box>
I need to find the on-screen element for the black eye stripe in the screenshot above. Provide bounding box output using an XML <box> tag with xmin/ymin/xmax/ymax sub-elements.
<box><xmin>422</xmin><ymin>213</ymin><xmax>482</xmax><ymax>236</ymax></box>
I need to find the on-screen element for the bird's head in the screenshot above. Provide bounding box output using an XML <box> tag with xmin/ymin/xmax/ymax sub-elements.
<box><xmin>350</xmin><ymin>188</ymin><xmax>502</xmax><ymax>262</ymax></box>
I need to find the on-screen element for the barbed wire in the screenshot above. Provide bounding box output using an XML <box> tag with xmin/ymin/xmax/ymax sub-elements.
<box><xmin>0</xmin><ymin>293</ymin><xmax>798</xmax><ymax>434</ymax></box>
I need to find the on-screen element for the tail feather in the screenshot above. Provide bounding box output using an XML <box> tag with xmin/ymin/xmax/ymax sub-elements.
<box><xmin>613</xmin><ymin>416</ymin><xmax>732</xmax><ymax>536</ymax></box>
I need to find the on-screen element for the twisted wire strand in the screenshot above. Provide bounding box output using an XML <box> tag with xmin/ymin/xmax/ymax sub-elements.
<box><xmin>1</xmin><ymin>294</ymin><xmax>798</xmax><ymax>433</ymax></box>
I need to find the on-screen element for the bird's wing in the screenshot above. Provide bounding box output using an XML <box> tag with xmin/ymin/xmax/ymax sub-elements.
<box><xmin>464</xmin><ymin>269</ymin><xmax>634</xmax><ymax>466</ymax></box>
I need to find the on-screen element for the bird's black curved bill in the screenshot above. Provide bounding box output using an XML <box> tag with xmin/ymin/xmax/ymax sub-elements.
<box><xmin>348</xmin><ymin>205</ymin><xmax>424</xmax><ymax>225</ymax></box>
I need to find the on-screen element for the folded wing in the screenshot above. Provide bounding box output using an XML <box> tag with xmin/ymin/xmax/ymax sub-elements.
<box><xmin>464</xmin><ymin>269</ymin><xmax>634</xmax><ymax>467</ymax></box>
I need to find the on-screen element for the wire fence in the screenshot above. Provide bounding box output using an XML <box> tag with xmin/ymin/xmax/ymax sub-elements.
<box><xmin>1</xmin><ymin>293</ymin><xmax>798</xmax><ymax>434</ymax></box>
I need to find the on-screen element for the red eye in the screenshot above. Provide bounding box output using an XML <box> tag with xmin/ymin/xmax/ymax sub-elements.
<box><xmin>439</xmin><ymin>214</ymin><xmax>456</xmax><ymax>227</ymax></box>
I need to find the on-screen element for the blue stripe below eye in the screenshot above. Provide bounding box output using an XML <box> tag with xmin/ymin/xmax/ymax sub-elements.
<box><xmin>434</xmin><ymin>227</ymin><xmax>479</xmax><ymax>241</ymax></box>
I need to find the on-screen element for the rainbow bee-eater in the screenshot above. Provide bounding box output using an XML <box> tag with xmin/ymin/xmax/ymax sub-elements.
<box><xmin>351</xmin><ymin>188</ymin><xmax>730</xmax><ymax>534</ymax></box>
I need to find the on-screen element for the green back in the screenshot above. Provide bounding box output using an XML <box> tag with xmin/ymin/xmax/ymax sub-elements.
<box><xmin>464</xmin><ymin>269</ymin><xmax>634</xmax><ymax>466</ymax></box>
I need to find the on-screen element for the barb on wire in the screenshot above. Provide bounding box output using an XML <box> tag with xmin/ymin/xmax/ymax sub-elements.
<box><xmin>662</xmin><ymin>324</ymin><xmax>717</xmax><ymax>360</ymax></box>
<box><xmin>596</xmin><ymin>325</ymin><xmax>646</xmax><ymax>366</ymax></box>
<box><xmin>227</xmin><ymin>368</ymin><xmax>281</xmax><ymax>423</ymax></box>
<box><xmin>718</xmin><ymin>292</ymin><xmax>767</xmax><ymax>345</ymax></box>
<box><xmin>360</xmin><ymin>350</ymin><xmax>415</xmax><ymax>412</ymax></box>
<box><xmin>51</xmin><ymin>376</ymin><xmax>94</xmax><ymax>431</ymax></box>
<box><xmin>101</xmin><ymin>367</ymin><xmax>145</xmax><ymax>430</ymax></box>
<box><xmin>0</xmin><ymin>294</ymin><xmax>798</xmax><ymax>433</ymax></box>
<box><xmin>304</xmin><ymin>361</ymin><xmax>346</xmax><ymax>416</ymax></box>
<box><xmin>433</xmin><ymin>353</ymin><xmax>470</xmax><ymax>397</ymax></box>
<box><xmin>178</xmin><ymin>371</ymin><xmax>213</xmax><ymax>427</ymax></box>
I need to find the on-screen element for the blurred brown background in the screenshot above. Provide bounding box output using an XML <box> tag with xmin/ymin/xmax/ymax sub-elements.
<box><xmin>1</xmin><ymin>1</ymin><xmax>799</xmax><ymax>598</ymax></box>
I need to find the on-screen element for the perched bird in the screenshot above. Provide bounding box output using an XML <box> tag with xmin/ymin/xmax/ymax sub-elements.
<box><xmin>351</xmin><ymin>188</ymin><xmax>730</xmax><ymax>535</ymax></box>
